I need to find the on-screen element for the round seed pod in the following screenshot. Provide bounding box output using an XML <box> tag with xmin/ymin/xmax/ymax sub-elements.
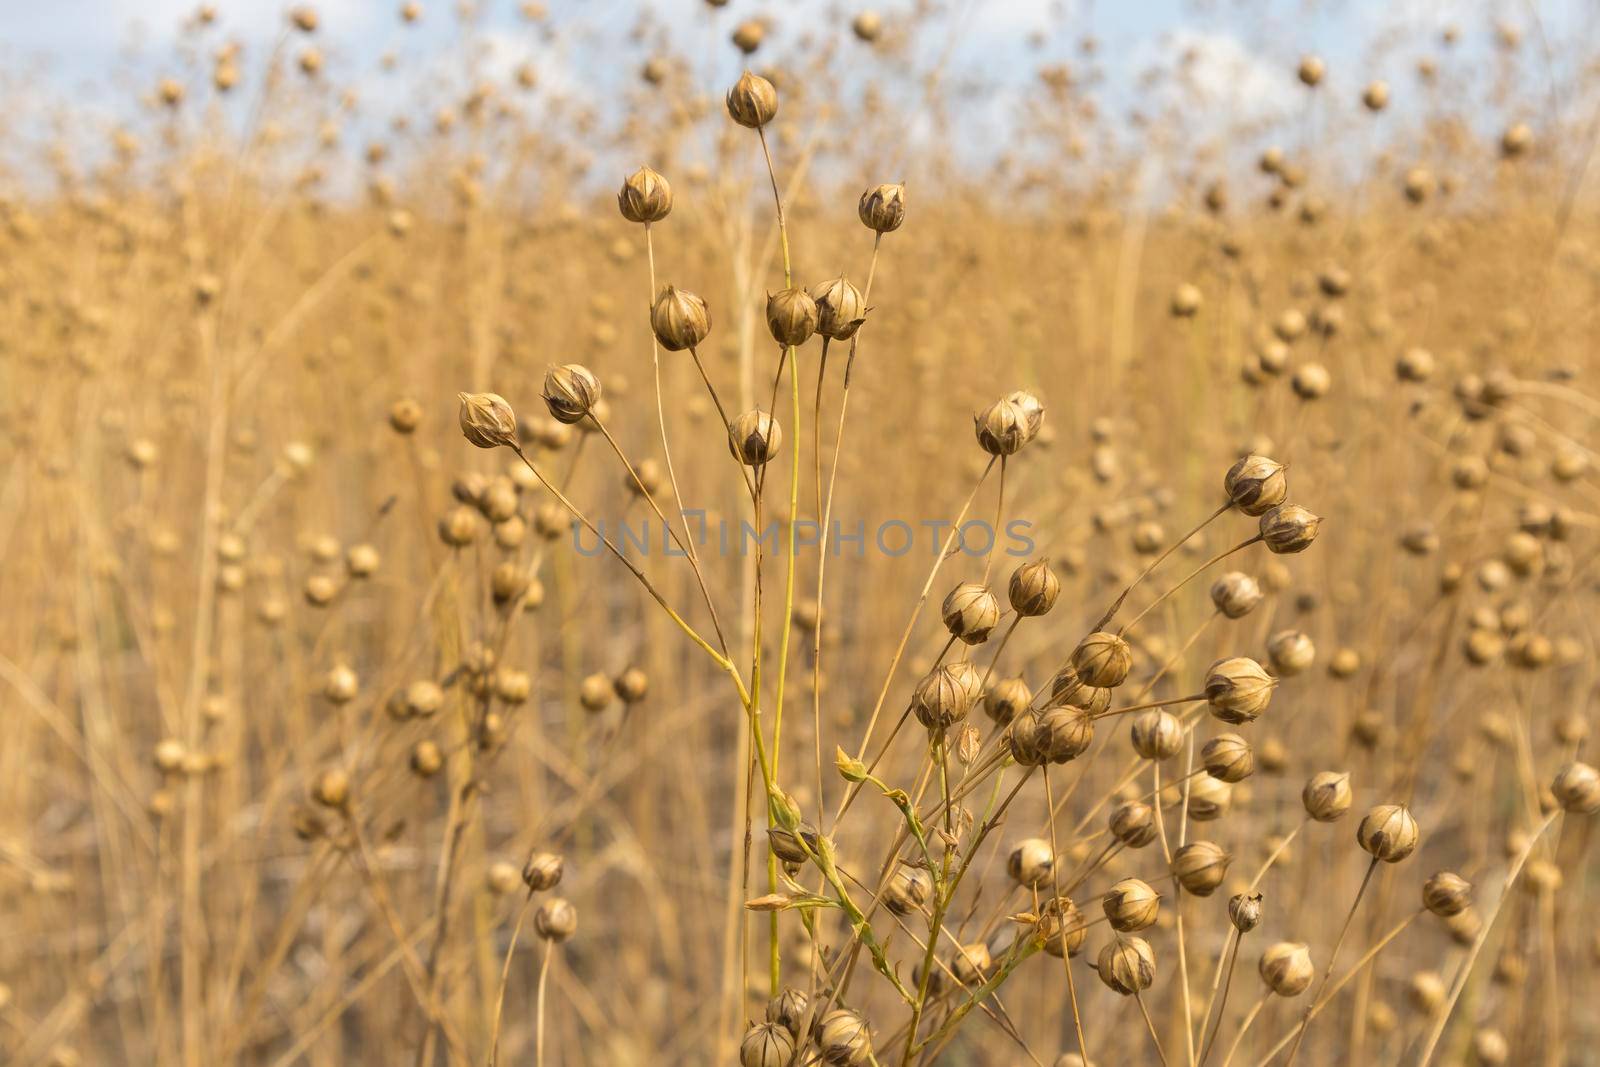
<box><xmin>982</xmin><ymin>677</ymin><xmax>1031</xmax><ymax>725</ymax></box>
<box><xmin>1229</xmin><ymin>892</ymin><xmax>1263</xmax><ymax>932</ymax></box>
<box><xmin>851</xmin><ymin>11</ymin><xmax>881</xmax><ymax>41</ymax></box>
<box><xmin>1297</xmin><ymin>54</ymin><xmax>1324</xmax><ymax>86</ymax></box>
<box><xmin>522</xmin><ymin>852</ymin><xmax>564</xmax><ymax>891</ymax></box>
<box><xmin>491</xmin><ymin>562</ymin><xmax>530</xmax><ymax>606</ymax></box>
<box><xmin>1205</xmin><ymin>657</ymin><xmax>1275</xmax><ymax>723</ymax></box>
<box><xmin>1110</xmin><ymin>800</ymin><xmax>1159</xmax><ymax>848</ymax></box>
<box><xmin>457</xmin><ymin>392</ymin><xmax>518</xmax><ymax>450</ymax></box>
<box><xmin>1210</xmin><ymin>571</ymin><xmax>1263</xmax><ymax>618</ymax></box>
<box><xmin>883</xmin><ymin>870</ymin><xmax>934</xmax><ymax>921</ymax></box>
<box><xmin>1259</xmin><ymin>504</ymin><xmax>1321</xmax><ymax>554</ymax></box>
<box><xmin>1039</xmin><ymin>894</ymin><xmax>1088</xmax><ymax>958</ymax></box>
<box><xmin>1422</xmin><ymin>871</ymin><xmax>1471</xmax><ymax>916</ymax></box>
<box><xmin>1267</xmin><ymin>629</ymin><xmax>1315</xmax><ymax>676</ymax></box>
<box><xmin>941</xmin><ymin>582</ymin><xmax>1000</xmax><ymax>644</ymax></box>
<box><xmin>1551</xmin><ymin>761</ymin><xmax>1600</xmax><ymax>814</ymax></box>
<box><xmin>1170</xmin><ymin>282</ymin><xmax>1203</xmax><ymax>317</ymax></box>
<box><xmin>493</xmin><ymin>669</ymin><xmax>530</xmax><ymax>705</ymax></box>
<box><xmin>1009</xmin><ymin>558</ymin><xmax>1061</xmax><ymax>617</ymax></box>
<box><xmin>1327</xmin><ymin>648</ymin><xmax>1361</xmax><ymax>678</ymax></box>
<box><xmin>389</xmin><ymin>398</ymin><xmax>422</xmax><ymax>433</ymax></box>
<box><xmin>650</xmin><ymin>285</ymin><xmax>711</xmax><ymax>350</ymax></box>
<box><xmin>1203</xmin><ymin>733</ymin><xmax>1254</xmax><ymax>782</ymax></box>
<box><xmin>534</xmin><ymin>898</ymin><xmax>576</xmax><ymax>941</ymax></box>
<box><xmin>1171</xmin><ymin>841</ymin><xmax>1230</xmax><ymax>896</ymax></box>
<box><xmin>311</xmin><ymin>767</ymin><xmax>349</xmax><ymax>809</ymax></box>
<box><xmin>439</xmin><ymin>506</ymin><xmax>480</xmax><ymax>547</ymax></box>
<box><xmin>1396</xmin><ymin>347</ymin><xmax>1435</xmax><ymax>382</ymax></box>
<box><xmin>950</xmin><ymin>942</ymin><xmax>992</xmax><ymax>986</ymax></box>
<box><xmin>858</xmin><ymin>183</ymin><xmax>905</xmax><ymax>233</ymax></box>
<box><xmin>1303</xmin><ymin>771</ymin><xmax>1352</xmax><ymax>821</ymax></box>
<box><xmin>405</xmin><ymin>679</ymin><xmax>444</xmax><ymax>717</ymax></box>
<box><xmin>817</xmin><ymin>1009</ymin><xmax>871</xmax><ymax>1065</ymax></box>
<box><xmin>310</xmin><ymin>660</ymin><xmax>356</xmax><ymax>706</ymax></box>
<box><xmin>487</xmin><ymin>860</ymin><xmax>523</xmax><ymax>896</ymax></box>
<box><xmin>730</xmin><ymin>19</ymin><xmax>763</xmax><ymax>52</ymax></box>
<box><xmin>884</xmin><ymin>864</ymin><xmax>933</xmax><ymax>916</ymax></box>
<box><xmin>766</xmin><ymin>288</ymin><xmax>818</xmax><ymax>346</ymax></box>
<box><xmin>1292</xmin><ymin>362</ymin><xmax>1331</xmax><ymax>399</ymax></box>
<box><xmin>1500</xmin><ymin>123</ymin><xmax>1531</xmax><ymax>158</ymax></box>
<box><xmin>726</xmin><ymin>70</ymin><xmax>778</xmax><ymax>127</ymax></box>
<box><xmin>1051</xmin><ymin>667</ymin><xmax>1113</xmax><ymax>715</ymax></box>
<box><xmin>911</xmin><ymin>661</ymin><xmax>982</xmax><ymax>729</ymax></box>
<box><xmin>411</xmin><ymin>737</ymin><xmax>444</xmax><ymax>777</ymax></box>
<box><xmin>617</xmin><ymin>165</ymin><xmax>672</xmax><ymax>223</ymax></box>
<box><xmin>974</xmin><ymin>395</ymin><xmax>1034</xmax><ymax>456</ymax></box>
<box><xmin>1408</xmin><ymin>970</ymin><xmax>1446</xmax><ymax>1012</ymax></box>
<box><xmin>1473</xmin><ymin>1028</ymin><xmax>1509</xmax><ymax>1066</ymax></box>
<box><xmin>541</xmin><ymin>364</ymin><xmax>602</xmax><ymax>424</ymax></box>
<box><xmin>1131</xmin><ymin>710</ymin><xmax>1184</xmax><ymax>760</ymax></box>
<box><xmin>1103</xmin><ymin>878</ymin><xmax>1161</xmax><ymax>931</ymax></box>
<box><xmin>1007</xmin><ymin>711</ymin><xmax>1046</xmax><ymax>766</ymax></box>
<box><xmin>1037</xmin><ymin>706</ymin><xmax>1095</xmax><ymax>763</ymax></box>
<box><xmin>1072</xmin><ymin>631</ymin><xmax>1132</xmax><ymax>688</ymax></box>
<box><xmin>579</xmin><ymin>673</ymin><xmax>612</xmax><ymax>712</ymax></box>
<box><xmin>1260</xmin><ymin>942</ymin><xmax>1313</xmax><ymax>996</ymax></box>
<box><xmin>810</xmin><ymin>275</ymin><xmax>866</xmax><ymax>340</ymax></box>
<box><xmin>1096</xmin><ymin>937</ymin><xmax>1156</xmax><ymax>994</ymax></box>
<box><xmin>614</xmin><ymin>667</ymin><xmax>649</xmax><ymax>704</ymax></box>
<box><xmin>1187</xmin><ymin>775</ymin><xmax>1232</xmax><ymax>821</ymax></box>
<box><xmin>1357</xmin><ymin>804</ymin><xmax>1420</xmax><ymax>862</ymax></box>
<box><xmin>739</xmin><ymin>1022</ymin><xmax>793</xmax><ymax>1067</ymax></box>
<box><xmin>766</xmin><ymin>988</ymin><xmax>808</xmax><ymax>1038</ymax></box>
<box><xmin>345</xmin><ymin>543</ymin><xmax>380</xmax><ymax>579</ymax></box>
<box><xmin>729</xmin><ymin>410</ymin><xmax>782</xmax><ymax>466</ymax></box>
<box><xmin>1224</xmin><ymin>455</ymin><xmax>1288</xmax><ymax>515</ymax></box>
<box><xmin>1007</xmin><ymin>838</ymin><xmax>1056</xmax><ymax>889</ymax></box>
<box><xmin>1362</xmin><ymin>80</ymin><xmax>1389</xmax><ymax>110</ymax></box>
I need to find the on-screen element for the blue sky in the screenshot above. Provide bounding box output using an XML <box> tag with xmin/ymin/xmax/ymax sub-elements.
<box><xmin>0</xmin><ymin>0</ymin><xmax>1589</xmax><ymax>189</ymax></box>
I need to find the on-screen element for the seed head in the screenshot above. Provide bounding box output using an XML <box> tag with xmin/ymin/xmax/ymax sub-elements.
<box><xmin>974</xmin><ymin>395</ymin><xmax>1036</xmax><ymax>456</ymax></box>
<box><xmin>1303</xmin><ymin>771</ymin><xmax>1353</xmax><ymax>821</ymax></box>
<box><xmin>1096</xmin><ymin>936</ymin><xmax>1156</xmax><ymax>994</ymax></box>
<box><xmin>1267</xmin><ymin>629</ymin><xmax>1316</xmax><ymax>675</ymax></box>
<box><xmin>1188</xmin><ymin>775</ymin><xmax>1233</xmax><ymax>821</ymax></box>
<box><xmin>1171</xmin><ymin>840</ymin><xmax>1230</xmax><ymax>895</ymax></box>
<box><xmin>941</xmin><ymin>582</ymin><xmax>1000</xmax><ymax>644</ymax></box>
<box><xmin>884</xmin><ymin>864</ymin><xmax>933</xmax><ymax>916</ymax></box>
<box><xmin>729</xmin><ymin>410</ymin><xmax>782</xmax><ymax>466</ymax></box>
<box><xmin>617</xmin><ymin>165</ymin><xmax>672</xmax><ymax>223</ymax></box>
<box><xmin>1210</xmin><ymin>571</ymin><xmax>1263</xmax><ymax>618</ymax></box>
<box><xmin>1224</xmin><ymin>455</ymin><xmax>1288</xmax><ymax>515</ymax></box>
<box><xmin>809</xmin><ymin>275</ymin><xmax>867</xmax><ymax>340</ymax></box>
<box><xmin>1203</xmin><ymin>733</ymin><xmax>1254</xmax><ymax>782</ymax></box>
<box><xmin>911</xmin><ymin>661</ymin><xmax>982</xmax><ymax>729</ymax></box>
<box><xmin>766</xmin><ymin>988</ymin><xmax>808</xmax><ymax>1037</ymax></box>
<box><xmin>1229</xmin><ymin>892</ymin><xmax>1263</xmax><ymax>931</ymax></box>
<box><xmin>457</xmin><ymin>392</ymin><xmax>518</xmax><ymax>450</ymax></box>
<box><xmin>1009</xmin><ymin>558</ymin><xmax>1061</xmax><ymax>616</ymax></box>
<box><xmin>1170</xmin><ymin>282</ymin><xmax>1203</xmax><ymax>317</ymax></box>
<box><xmin>1363</xmin><ymin>80</ymin><xmax>1390</xmax><ymax>110</ymax></box>
<box><xmin>409</xmin><ymin>740</ymin><xmax>443</xmax><ymax>778</ymax></box>
<box><xmin>859</xmin><ymin>182</ymin><xmax>906</xmax><ymax>232</ymax></box>
<box><xmin>726</xmin><ymin>70</ymin><xmax>778</xmax><ymax>128</ymax></box>
<box><xmin>650</xmin><ymin>285</ymin><xmax>711</xmax><ymax>350</ymax></box>
<box><xmin>1039</xmin><ymin>894</ymin><xmax>1088</xmax><ymax>958</ymax></box>
<box><xmin>1072</xmin><ymin>631</ymin><xmax>1132</xmax><ymax>688</ymax></box>
<box><xmin>534</xmin><ymin>898</ymin><xmax>577</xmax><ymax>940</ymax></box>
<box><xmin>1103</xmin><ymin>878</ymin><xmax>1161</xmax><ymax>931</ymax></box>
<box><xmin>852</xmin><ymin>11</ymin><xmax>882</xmax><ymax>41</ymax></box>
<box><xmin>389</xmin><ymin>397</ymin><xmax>422</xmax><ymax>433</ymax></box>
<box><xmin>1297</xmin><ymin>54</ymin><xmax>1324</xmax><ymax>86</ymax></box>
<box><xmin>766</xmin><ymin>288</ymin><xmax>818</xmax><ymax>347</ymax></box>
<box><xmin>739</xmin><ymin>1022</ymin><xmax>793</xmax><ymax>1067</ymax></box>
<box><xmin>1205</xmin><ymin>657</ymin><xmax>1276</xmax><ymax>723</ymax></box>
<box><xmin>1551</xmin><ymin>761</ymin><xmax>1600</xmax><ymax>814</ymax></box>
<box><xmin>1131</xmin><ymin>710</ymin><xmax>1184</xmax><ymax>760</ymax></box>
<box><xmin>1036</xmin><ymin>706</ymin><xmax>1095</xmax><ymax>763</ymax></box>
<box><xmin>1357</xmin><ymin>804</ymin><xmax>1420</xmax><ymax>862</ymax></box>
<box><xmin>519</xmin><ymin>851</ymin><xmax>563</xmax><ymax>891</ymax></box>
<box><xmin>542</xmin><ymin>364</ymin><xmax>602</xmax><ymax>425</ymax></box>
<box><xmin>1111</xmin><ymin>800</ymin><xmax>1159</xmax><ymax>847</ymax></box>
<box><xmin>1260</xmin><ymin>941</ymin><xmax>1314</xmax><ymax>996</ymax></box>
<box><xmin>982</xmin><ymin>677</ymin><xmax>1031</xmax><ymax>725</ymax></box>
<box><xmin>817</xmin><ymin>1009</ymin><xmax>871</xmax><ymax>1065</ymax></box>
<box><xmin>1007</xmin><ymin>838</ymin><xmax>1056</xmax><ymax>888</ymax></box>
<box><xmin>1259</xmin><ymin>503</ymin><xmax>1321</xmax><ymax>554</ymax></box>
<box><xmin>1422</xmin><ymin>871</ymin><xmax>1471</xmax><ymax>916</ymax></box>
<box><xmin>311</xmin><ymin>767</ymin><xmax>349</xmax><ymax>809</ymax></box>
